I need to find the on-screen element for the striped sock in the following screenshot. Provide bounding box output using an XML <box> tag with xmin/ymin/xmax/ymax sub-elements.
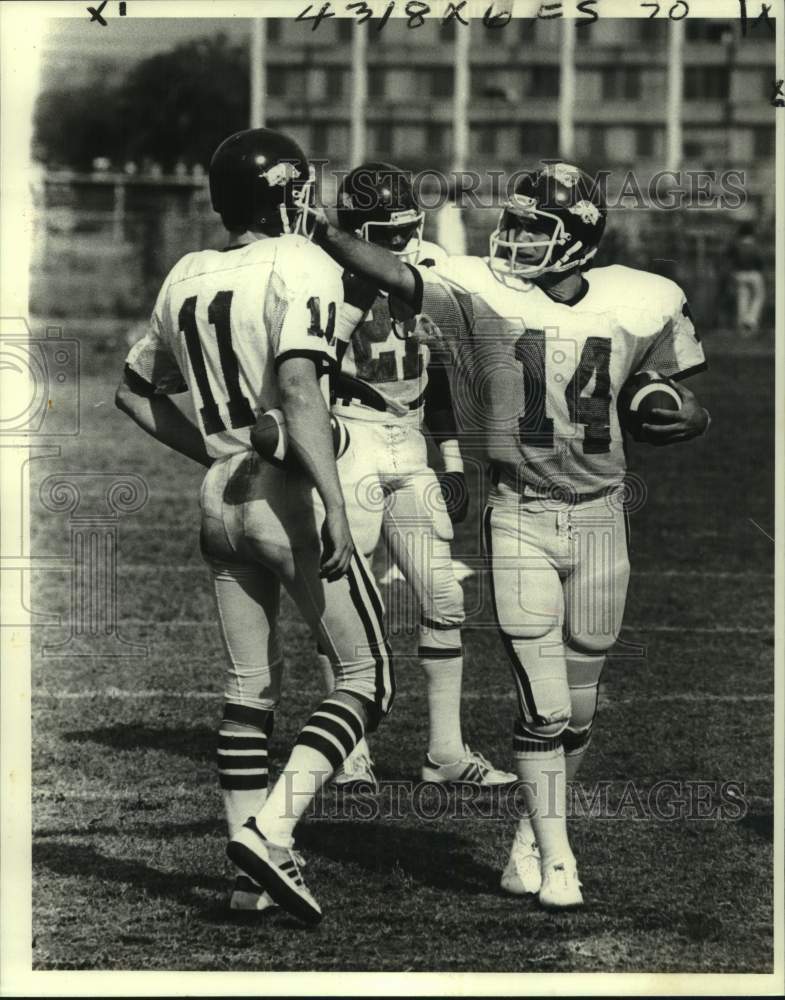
<box><xmin>218</xmin><ymin>702</ymin><xmax>274</xmax><ymax>839</ymax></box>
<box><xmin>257</xmin><ymin>694</ymin><xmax>366</xmax><ymax>847</ymax></box>
<box><xmin>513</xmin><ymin>720</ymin><xmax>574</xmax><ymax>871</ymax></box>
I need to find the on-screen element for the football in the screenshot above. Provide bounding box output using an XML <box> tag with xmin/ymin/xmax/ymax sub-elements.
<box><xmin>252</xmin><ymin>409</ymin><xmax>351</xmax><ymax>466</ymax></box>
<box><xmin>618</xmin><ymin>370</ymin><xmax>682</xmax><ymax>439</ymax></box>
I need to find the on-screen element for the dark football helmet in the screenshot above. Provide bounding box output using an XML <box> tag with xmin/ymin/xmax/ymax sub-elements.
<box><xmin>337</xmin><ymin>161</ymin><xmax>424</xmax><ymax>261</ymax></box>
<box><xmin>209</xmin><ymin>128</ymin><xmax>314</xmax><ymax>236</ymax></box>
<box><xmin>489</xmin><ymin>162</ymin><xmax>606</xmax><ymax>278</ymax></box>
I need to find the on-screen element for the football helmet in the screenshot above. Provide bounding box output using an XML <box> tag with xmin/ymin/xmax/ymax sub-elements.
<box><xmin>209</xmin><ymin>128</ymin><xmax>314</xmax><ymax>236</ymax></box>
<box><xmin>489</xmin><ymin>162</ymin><xmax>606</xmax><ymax>278</ymax></box>
<box><xmin>337</xmin><ymin>161</ymin><xmax>424</xmax><ymax>262</ymax></box>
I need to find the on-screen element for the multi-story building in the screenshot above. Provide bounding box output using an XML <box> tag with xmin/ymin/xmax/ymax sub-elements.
<box><xmin>260</xmin><ymin>15</ymin><xmax>776</xmax><ymax>213</ymax></box>
<box><xmin>34</xmin><ymin>14</ymin><xmax>777</xmax><ymax>323</ymax></box>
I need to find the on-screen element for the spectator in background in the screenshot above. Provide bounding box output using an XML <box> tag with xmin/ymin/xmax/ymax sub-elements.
<box><xmin>729</xmin><ymin>221</ymin><xmax>766</xmax><ymax>339</ymax></box>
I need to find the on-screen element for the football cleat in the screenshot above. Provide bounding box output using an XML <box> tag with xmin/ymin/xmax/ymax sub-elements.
<box><xmin>227</xmin><ymin>818</ymin><xmax>322</xmax><ymax>925</ymax></box>
<box><xmin>500</xmin><ymin>828</ymin><xmax>542</xmax><ymax>896</ymax></box>
<box><xmin>332</xmin><ymin>741</ymin><xmax>378</xmax><ymax>793</ymax></box>
<box><xmin>538</xmin><ymin>859</ymin><xmax>584</xmax><ymax>910</ymax></box>
<box><xmin>421</xmin><ymin>745</ymin><xmax>517</xmax><ymax>786</ymax></box>
<box><xmin>229</xmin><ymin>874</ymin><xmax>277</xmax><ymax>913</ymax></box>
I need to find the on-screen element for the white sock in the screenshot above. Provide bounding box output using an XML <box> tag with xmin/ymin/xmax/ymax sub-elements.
<box><xmin>514</xmin><ymin>745</ymin><xmax>574</xmax><ymax>870</ymax></box>
<box><xmin>419</xmin><ymin>626</ymin><xmax>464</xmax><ymax>763</ymax></box>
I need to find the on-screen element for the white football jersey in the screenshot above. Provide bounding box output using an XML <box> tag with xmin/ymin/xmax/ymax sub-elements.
<box><xmin>334</xmin><ymin>240</ymin><xmax>448</xmax><ymax>423</ymax></box>
<box><xmin>124</xmin><ymin>235</ymin><xmax>343</xmax><ymax>459</ymax></box>
<box><xmin>416</xmin><ymin>259</ymin><xmax>706</xmax><ymax>497</ymax></box>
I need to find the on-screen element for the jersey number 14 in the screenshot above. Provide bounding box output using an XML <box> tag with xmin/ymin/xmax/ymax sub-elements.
<box><xmin>515</xmin><ymin>331</ymin><xmax>612</xmax><ymax>455</ymax></box>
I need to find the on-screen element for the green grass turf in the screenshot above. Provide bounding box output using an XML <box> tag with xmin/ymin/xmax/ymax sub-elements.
<box><xmin>29</xmin><ymin>344</ymin><xmax>774</xmax><ymax>972</ymax></box>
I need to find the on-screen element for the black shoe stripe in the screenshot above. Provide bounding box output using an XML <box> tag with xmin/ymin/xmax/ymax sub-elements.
<box><xmin>226</xmin><ymin>842</ymin><xmax>320</xmax><ymax>925</ymax></box>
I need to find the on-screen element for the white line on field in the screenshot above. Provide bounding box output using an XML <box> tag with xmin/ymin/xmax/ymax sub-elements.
<box><xmin>32</xmin><ymin>689</ymin><xmax>772</xmax><ymax>704</ymax></box>
<box><xmin>34</xmin><ymin>564</ymin><xmax>774</xmax><ymax>580</ymax></box>
<box><xmin>97</xmin><ymin>620</ymin><xmax>773</xmax><ymax>635</ymax></box>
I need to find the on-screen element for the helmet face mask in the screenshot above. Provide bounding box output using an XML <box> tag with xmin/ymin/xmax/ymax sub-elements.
<box><xmin>288</xmin><ymin>165</ymin><xmax>317</xmax><ymax>238</ymax></box>
<box><xmin>339</xmin><ymin>162</ymin><xmax>424</xmax><ymax>263</ymax></box>
<box><xmin>489</xmin><ymin>163</ymin><xmax>606</xmax><ymax>280</ymax></box>
<box><xmin>358</xmin><ymin>209</ymin><xmax>424</xmax><ymax>259</ymax></box>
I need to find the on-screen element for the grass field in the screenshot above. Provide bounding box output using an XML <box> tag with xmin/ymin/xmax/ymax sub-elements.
<box><xmin>29</xmin><ymin>327</ymin><xmax>775</xmax><ymax>973</ymax></box>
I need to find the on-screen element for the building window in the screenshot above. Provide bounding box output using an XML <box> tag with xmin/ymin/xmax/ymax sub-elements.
<box><xmin>429</xmin><ymin>67</ymin><xmax>454</xmax><ymax>98</ymax></box>
<box><xmin>368</xmin><ymin>67</ymin><xmax>386</xmax><ymax>99</ymax></box>
<box><xmin>473</xmin><ymin>125</ymin><xmax>498</xmax><ymax>155</ymax></box>
<box><xmin>267</xmin><ymin>19</ymin><xmax>282</xmax><ymax>43</ymax></box>
<box><xmin>753</xmin><ymin>126</ymin><xmax>774</xmax><ymax>158</ymax></box>
<box><xmin>311</xmin><ymin>122</ymin><xmax>329</xmax><ymax>155</ymax></box>
<box><xmin>440</xmin><ymin>18</ymin><xmax>456</xmax><ymax>41</ymax></box>
<box><xmin>520</xmin><ymin>122</ymin><xmax>559</xmax><ymax>158</ymax></box>
<box><xmin>369</xmin><ymin>123</ymin><xmax>393</xmax><ymax>156</ymax></box>
<box><xmin>267</xmin><ymin>66</ymin><xmax>287</xmax><ymax>98</ymax></box>
<box><xmin>762</xmin><ymin>66</ymin><xmax>776</xmax><ymax>98</ymax></box>
<box><xmin>637</xmin><ymin>19</ymin><xmax>666</xmax><ymax>44</ymax></box>
<box><xmin>684</xmin><ymin>66</ymin><xmax>730</xmax><ymax>100</ymax></box>
<box><xmin>325</xmin><ymin>67</ymin><xmax>344</xmax><ymax>101</ymax></box>
<box><xmin>518</xmin><ymin>18</ymin><xmax>537</xmax><ymax>42</ymax></box>
<box><xmin>685</xmin><ymin>20</ymin><xmax>734</xmax><ymax>43</ymax></box>
<box><xmin>529</xmin><ymin>66</ymin><xmax>559</xmax><ymax>98</ymax></box>
<box><xmin>601</xmin><ymin>67</ymin><xmax>642</xmax><ymax>101</ymax></box>
<box><xmin>426</xmin><ymin>123</ymin><xmax>447</xmax><ymax>154</ymax></box>
<box><xmin>575</xmin><ymin>125</ymin><xmax>606</xmax><ymax>160</ymax></box>
<box><xmin>635</xmin><ymin>125</ymin><xmax>658</xmax><ymax>158</ymax></box>
<box><xmin>336</xmin><ymin>17</ymin><xmax>353</xmax><ymax>42</ymax></box>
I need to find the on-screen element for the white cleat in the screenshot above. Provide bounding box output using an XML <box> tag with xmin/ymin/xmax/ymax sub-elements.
<box><xmin>421</xmin><ymin>745</ymin><xmax>517</xmax><ymax>786</ymax></box>
<box><xmin>332</xmin><ymin>742</ymin><xmax>378</xmax><ymax>792</ymax></box>
<box><xmin>538</xmin><ymin>859</ymin><xmax>584</xmax><ymax>910</ymax></box>
<box><xmin>500</xmin><ymin>830</ymin><xmax>542</xmax><ymax>895</ymax></box>
<box><xmin>227</xmin><ymin>819</ymin><xmax>322</xmax><ymax>925</ymax></box>
<box><xmin>229</xmin><ymin>874</ymin><xmax>277</xmax><ymax>912</ymax></box>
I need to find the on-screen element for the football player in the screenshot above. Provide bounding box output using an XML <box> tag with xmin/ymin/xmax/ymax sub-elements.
<box><xmin>308</xmin><ymin>161</ymin><xmax>710</xmax><ymax>909</ymax></box>
<box><xmin>116</xmin><ymin>128</ymin><xmax>394</xmax><ymax>924</ymax></box>
<box><xmin>322</xmin><ymin>162</ymin><xmax>514</xmax><ymax>789</ymax></box>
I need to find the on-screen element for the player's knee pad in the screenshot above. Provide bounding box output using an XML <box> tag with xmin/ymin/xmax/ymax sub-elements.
<box><xmin>565</xmin><ymin>631</ymin><xmax>617</xmax><ymax>656</ymax></box>
<box><xmin>424</xmin><ymin>571</ymin><xmax>465</xmax><ymax>628</ymax></box>
<box><xmin>223</xmin><ymin>658</ymin><xmax>282</xmax><ymax>712</ymax></box>
<box><xmin>566</xmin><ymin>649</ymin><xmax>605</xmax><ymax>730</ymax></box>
<box><xmin>513</xmin><ymin>716</ymin><xmax>567</xmax><ymax>756</ymax></box>
<box><xmin>502</xmin><ymin>630</ymin><xmax>571</xmax><ymax>730</ymax></box>
<box><xmin>418</xmin><ymin>622</ymin><xmax>462</xmax><ymax>662</ymax></box>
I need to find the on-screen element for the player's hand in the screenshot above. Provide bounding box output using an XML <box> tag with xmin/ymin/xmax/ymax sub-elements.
<box><xmin>321</xmin><ymin>505</ymin><xmax>355</xmax><ymax>581</ymax></box>
<box><xmin>438</xmin><ymin>471</ymin><xmax>469</xmax><ymax>524</ymax></box>
<box><xmin>641</xmin><ymin>382</ymin><xmax>710</xmax><ymax>445</ymax></box>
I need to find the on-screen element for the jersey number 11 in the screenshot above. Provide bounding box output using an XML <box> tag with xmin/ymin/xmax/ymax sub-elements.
<box><xmin>179</xmin><ymin>291</ymin><xmax>254</xmax><ymax>436</ymax></box>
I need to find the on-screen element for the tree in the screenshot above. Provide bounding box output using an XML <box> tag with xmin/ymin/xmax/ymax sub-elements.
<box><xmin>34</xmin><ymin>34</ymin><xmax>250</xmax><ymax>170</ymax></box>
<box><xmin>34</xmin><ymin>77</ymin><xmax>123</xmax><ymax>170</ymax></box>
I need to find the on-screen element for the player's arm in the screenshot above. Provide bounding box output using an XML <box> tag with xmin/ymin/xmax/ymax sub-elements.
<box><xmin>424</xmin><ymin>353</ymin><xmax>468</xmax><ymax>524</ymax></box>
<box><xmin>266</xmin><ymin>356</ymin><xmax>352</xmax><ymax>580</ymax></box>
<box><xmin>116</xmin><ymin>314</ymin><xmax>213</xmax><ymax>467</ymax></box>
<box><xmin>266</xmin><ymin>254</ymin><xmax>353</xmax><ymax>580</ymax></box>
<box><xmin>639</xmin><ymin>290</ymin><xmax>711</xmax><ymax>446</ymax></box>
<box><xmin>313</xmin><ymin>215</ymin><xmax>420</xmax><ymax>311</ymax></box>
<box><xmin>115</xmin><ymin>370</ymin><xmax>213</xmax><ymax>467</ymax></box>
